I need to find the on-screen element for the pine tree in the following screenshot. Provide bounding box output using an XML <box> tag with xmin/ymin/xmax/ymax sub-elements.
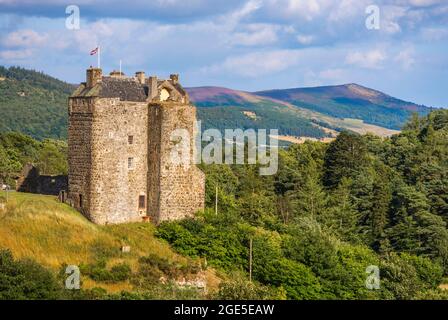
<box><xmin>324</xmin><ymin>177</ymin><xmax>360</xmax><ymax>242</ymax></box>
<box><xmin>323</xmin><ymin>131</ymin><xmax>369</xmax><ymax>188</ymax></box>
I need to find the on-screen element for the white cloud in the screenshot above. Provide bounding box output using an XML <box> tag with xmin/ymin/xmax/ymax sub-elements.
<box><xmin>0</xmin><ymin>48</ymin><xmax>33</xmax><ymax>60</ymax></box>
<box><xmin>296</xmin><ymin>34</ymin><xmax>314</xmax><ymax>45</ymax></box>
<box><xmin>1</xmin><ymin>29</ymin><xmax>48</xmax><ymax>48</ymax></box>
<box><xmin>230</xmin><ymin>24</ymin><xmax>278</xmax><ymax>46</ymax></box>
<box><xmin>202</xmin><ymin>49</ymin><xmax>303</xmax><ymax>77</ymax></box>
<box><xmin>395</xmin><ymin>46</ymin><xmax>415</xmax><ymax>70</ymax></box>
<box><xmin>345</xmin><ymin>49</ymin><xmax>387</xmax><ymax>69</ymax></box>
<box><xmin>420</xmin><ymin>27</ymin><xmax>448</xmax><ymax>40</ymax></box>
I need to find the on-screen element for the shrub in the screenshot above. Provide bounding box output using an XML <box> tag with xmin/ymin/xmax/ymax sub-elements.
<box><xmin>0</xmin><ymin>249</ymin><xmax>62</xmax><ymax>299</ymax></box>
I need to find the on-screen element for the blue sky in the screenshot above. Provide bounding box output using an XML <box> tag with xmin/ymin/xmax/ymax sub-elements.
<box><xmin>0</xmin><ymin>0</ymin><xmax>447</xmax><ymax>107</ymax></box>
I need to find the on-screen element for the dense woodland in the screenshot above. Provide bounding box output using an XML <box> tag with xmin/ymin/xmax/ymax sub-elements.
<box><xmin>1</xmin><ymin>110</ymin><xmax>448</xmax><ymax>299</ymax></box>
<box><xmin>0</xmin><ymin>67</ymin><xmax>73</xmax><ymax>140</ymax></box>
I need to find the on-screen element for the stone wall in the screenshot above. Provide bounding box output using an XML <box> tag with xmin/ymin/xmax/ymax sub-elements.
<box><xmin>155</xmin><ymin>102</ymin><xmax>205</xmax><ymax>223</ymax></box>
<box><xmin>89</xmin><ymin>98</ymin><xmax>149</xmax><ymax>224</ymax></box>
<box><xmin>147</xmin><ymin>104</ymin><xmax>162</xmax><ymax>221</ymax></box>
<box><xmin>68</xmin><ymin>97</ymin><xmax>94</xmax><ymax>218</ymax></box>
<box><xmin>16</xmin><ymin>163</ymin><xmax>67</xmax><ymax>196</ymax></box>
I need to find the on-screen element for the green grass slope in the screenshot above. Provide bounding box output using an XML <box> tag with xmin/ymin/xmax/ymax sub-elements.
<box><xmin>0</xmin><ymin>191</ymin><xmax>220</xmax><ymax>294</ymax></box>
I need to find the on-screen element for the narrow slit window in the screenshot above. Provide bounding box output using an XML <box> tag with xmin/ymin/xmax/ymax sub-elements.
<box><xmin>128</xmin><ymin>135</ymin><xmax>134</xmax><ymax>144</ymax></box>
<box><xmin>139</xmin><ymin>195</ymin><xmax>146</xmax><ymax>209</ymax></box>
<box><xmin>128</xmin><ymin>157</ymin><xmax>134</xmax><ymax>169</ymax></box>
<box><xmin>79</xmin><ymin>194</ymin><xmax>83</xmax><ymax>208</ymax></box>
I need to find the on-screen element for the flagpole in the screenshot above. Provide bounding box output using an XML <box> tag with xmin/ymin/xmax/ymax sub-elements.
<box><xmin>98</xmin><ymin>46</ymin><xmax>101</xmax><ymax>69</ymax></box>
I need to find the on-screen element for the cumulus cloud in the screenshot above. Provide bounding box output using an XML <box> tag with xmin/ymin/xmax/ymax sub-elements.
<box><xmin>345</xmin><ymin>49</ymin><xmax>387</xmax><ymax>69</ymax></box>
<box><xmin>0</xmin><ymin>0</ymin><xmax>446</xmax><ymax>106</ymax></box>
<box><xmin>1</xmin><ymin>29</ymin><xmax>48</xmax><ymax>48</ymax></box>
<box><xmin>0</xmin><ymin>48</ymin><xmax>33</xmax><ymax>60</ymax></box>
<box><xmin>296</xmin><ymin>34</ymin><xmax>314</xmax><ymax>45</ymax></box>
<box><xmin>229</xmin><ymin>24</ymin><xmax>278</xmax><ymax>46</ymax></box>
<box><xmin>395</xmin><ymin>46</ymin><xmax>415</xmax><ymax>70</ymax></box>
<box><xmin>202</xmin><ymin>49</ymin><xmax>303</xmax><ymax>77</ymax></box>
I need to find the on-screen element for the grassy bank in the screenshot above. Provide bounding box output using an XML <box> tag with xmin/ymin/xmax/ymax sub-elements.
<box><xmin>0</xmin><ymin>191</ymin><xmax>220</xmax><ymax>294</ymax></box>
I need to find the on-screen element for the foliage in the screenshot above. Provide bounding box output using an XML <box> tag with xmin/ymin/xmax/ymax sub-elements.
<box><xmin>0</xmin><ymin>66</ymin><xmax>73</xmax><ymax>140</ymax></box>
<box><xmin>0</xmin><ymin>249</ymin><xmax>62</xmax><ymax>299</ymax></box>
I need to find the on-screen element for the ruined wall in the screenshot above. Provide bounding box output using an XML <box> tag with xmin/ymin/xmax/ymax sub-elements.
<box><xmin>89</xmin><ymin>98</ymin><xmax>148</xmax><ymax>224</ymax></box>
<box><xmin>68</xmin><ymin>97</ymin><xmax>94</xmax><ymax>218</ymax></box>
<box><xmin>153</xmin><ymin>102</ymin><xmax>205</xmax><ymax>223</ymax></box>
<box><xmin>16</xmin><ymin>163</ymin><xmax>67</xmax><ymax>195</ymax></box>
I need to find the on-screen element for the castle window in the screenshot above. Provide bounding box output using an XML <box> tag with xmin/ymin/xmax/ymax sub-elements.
<box><xmin>128</xmin><ymin>135</ymin><xmax>134</xmax><ymax>145</ymax></box>
<box><xmin>160</xmin><ymin>88</ymin><xmax>170</xmax><ymax>101</ymax></box>
<box><xmin>138</xmin><ymin>195</ymin><xmax>146</xmax><ymax>209</ymax></box>
<box><xmin>128</xmin><ymin>157</ymin><xmax>134</xmax><ymax>169</ymax></box>
<box><xmin>79</xmin><ymin>194</ymin><xmax>83</xmax><ymax>208</ymax></box>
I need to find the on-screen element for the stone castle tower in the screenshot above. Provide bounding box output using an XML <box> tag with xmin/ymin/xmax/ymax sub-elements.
<box><xmin>68</xmin><ymin>67</ymin><xmax>205</xmax><ymax>225</ymax></box>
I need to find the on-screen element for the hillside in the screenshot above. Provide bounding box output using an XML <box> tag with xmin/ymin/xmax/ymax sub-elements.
<box><xmin>0</xmin><ymin>66</ymin><xmax>429</xmax><ymax>141</ymax></box>
<box><xmin>255</xmin><ymin>83</ymin><xmax>430</xmax><ymax>130</ymax></box>
<box><xmin>0</xmin><ymin>191</ymin><xmax>220</xmax><ymax>297</ymax></box>
<box><xmin>188</xmin><ymin>86</ymin><xmax>402</xmax><ymax>138</ymax></box>
<box><xmin>2</xmin><ymin>110</ymin><xmax>448</xmax><ymax>300</ymax></box>
<box><xmin>0</xmin><ymin>66</ymin><xmax>73</xmax><ymax>140</ymax></box>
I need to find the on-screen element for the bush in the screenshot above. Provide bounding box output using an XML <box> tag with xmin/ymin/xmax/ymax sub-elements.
<box><xmin>0</xmin><ymin>249</ymin><xmax>62</xmax><ymax>299</ymax></box>
<box><xmin>80</xmin><ymin>261</ymin><xmax>132</xmax><ymax>283</ymax></box>
<box><xmin>214</xmin><ymin>274</ymin><xmax>286</xmax><ymax>300</ymax></box>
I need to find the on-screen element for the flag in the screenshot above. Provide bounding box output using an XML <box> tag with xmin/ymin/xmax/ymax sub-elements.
<box><xmin>90</xmin><ymin>47</ymin><xmax>99</xmax><ymax>55</ymax></box>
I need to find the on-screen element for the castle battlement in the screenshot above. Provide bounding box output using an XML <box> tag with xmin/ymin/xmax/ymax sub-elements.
<box><xmin>67</xmin><ymin>67</ymin><xmax>205</xmax><ymax>225</ymax></box>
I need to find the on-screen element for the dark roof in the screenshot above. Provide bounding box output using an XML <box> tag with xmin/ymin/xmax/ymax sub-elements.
<box><xmin>100</xmin><ymin>77</ymin><xmax>148</xmax><ymax>102</ymax></box>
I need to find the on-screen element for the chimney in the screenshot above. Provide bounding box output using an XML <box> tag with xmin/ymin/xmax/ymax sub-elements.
<box><xmin>86</xmin><ymin>67</ymin><xmax>102</xmax><ymax>88</ymax></box>
<box><xmin>148</xmin><ymin>76</ymin><xmax>158</xmax><ymax>100</ymax></box>
<box><xmin>135</xmin><ymin>71</ymin><xmax>145</xmax><ymax>84</ymax></box>
<box><xmin>170</xmin><ymin>74</ymin><xmax>179</xmax><ymax>85</ymax></box>
<box><xmin>109</xmin><ymin>70</ymin><xmax>124</xmax><ymax>78</ymax></box>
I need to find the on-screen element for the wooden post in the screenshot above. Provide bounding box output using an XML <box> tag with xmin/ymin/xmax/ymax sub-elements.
<box><xmin>215</xmin><ymin>185</ymin><xmax>218</xmax><ymax>216</ymax></box>
<box><xmin>249</xmin><ymin>238</ymin><xmax>253</xmax><ymax>283</ymax></box>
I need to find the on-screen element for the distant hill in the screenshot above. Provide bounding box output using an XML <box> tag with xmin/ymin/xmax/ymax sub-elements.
<box><xmin>0</xmin><ymin>66</ymin><xmax>74</xmax><ymax>140</ymax></box>
<box><xmin>255</xmin><ymin>83</ymin><xmax>430</xmax><ymax>130</ymax></box>
<box><xmin>0</xmin><ymin>66</ymin><xmax>431</xmax><ymax>140</ymax></box>
<box><xmin>186</xmin><ymin>85</ymin><xmax>418</xmax><ymax>138</ymax></box>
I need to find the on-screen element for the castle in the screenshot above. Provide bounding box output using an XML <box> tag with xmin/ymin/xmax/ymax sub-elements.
<box><xmin>67</xmin><ymin>67</ymin><xmax>205</xmax><ymax>225</ymax></box>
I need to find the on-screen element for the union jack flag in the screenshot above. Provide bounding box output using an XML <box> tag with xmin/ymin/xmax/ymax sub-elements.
<box><xmin>90</xmin><ymin>47</ymin><xmax>99</xmax><ymax>55</ymax></box>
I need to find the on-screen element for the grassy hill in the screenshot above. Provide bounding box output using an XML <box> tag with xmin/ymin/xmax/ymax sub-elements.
<box><xmin>0</xmin><ymin>66</ymin><xmax>73</xmax><ymax>140</ymax></box>
<box><xmin>0</xmin><ymin>191</ymin><xmax>220</xmax><ymax>296</ymax></box>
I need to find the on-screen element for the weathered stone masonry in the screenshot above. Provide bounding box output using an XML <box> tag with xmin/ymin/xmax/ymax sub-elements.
<box><xmin>68</xmin><ymin>68</ymin><xmax>205</xmax><ymax>225</ymax></box>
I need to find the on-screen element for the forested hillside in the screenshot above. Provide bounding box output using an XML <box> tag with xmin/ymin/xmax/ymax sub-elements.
<box><xmin>255</xmin><ymin>83</ymin><xmax>430</xmax><ymax>130</ymax></box>
<box><xmin>0</xmin><ymin>66</ymin><xmax>73</xmax><ymax>140</ymax></box>
<box><xmin>1</xmin><ymin>110</ymin><xmax>448</xmax><ymax>299</ymax></box>
<box><xmin>0</xmin><ymin>67</ymin><xmax>427</xmax><ymax>142</ymax></box>
<box><xmin>157</xmin><ymin>109</ymin><xmax>448</xmax><ymax>299</ymax></box>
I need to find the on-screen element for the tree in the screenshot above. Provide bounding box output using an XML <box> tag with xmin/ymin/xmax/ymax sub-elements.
<box><xmin>323</xmin><ymin>131</ymin><xmax>370</xmax><ymax>188</ymax></box>
<box><xmin>324</xmin><ymin>177</ymin><xmax>360</xmax><ymax>242</ymax></box>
